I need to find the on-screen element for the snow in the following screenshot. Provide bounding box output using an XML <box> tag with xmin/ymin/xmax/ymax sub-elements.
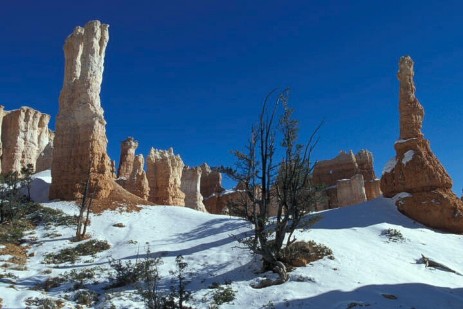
<box><xmin>395</xmin><ymin>138</ymin><xmax>418</xmax><ymax>144</ymax></box>
<box><xmin>2</xmin><ymin>175</ymin><xmax>463</xmax><ymax>308</ymax></box>
<box><xmin>402</xmin><ymin>150</ymin><xmax>415</xmax><ymax>165</ymax></box>
<box><xmin>382</xmin><ymin>158</ymin><xmax>397</xmax><ymax>175</ymax></box>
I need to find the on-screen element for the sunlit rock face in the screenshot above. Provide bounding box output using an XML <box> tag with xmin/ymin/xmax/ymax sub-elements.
<box><xmin>181</xmin><ymin>166</ymin><xmax>207</xmax><ymax>212</ymax></box>
<box><xmin>50</xmin><ymin>20</ymin><xmax>114</xmax><ymax>200</ymax></box>
<box><xmin>313</xmin><ymin>149</ymin><xmax>381</xmax><ymax>208</ymax></box>
<box><xmin>124</xmin><ymin>154</ymin><xmax>150</xmax><ymax>201</ymax></box>
<box><xmin>380</xmin><ymin>56</ymin><xmax>463</xmax><ymax>233</ymax></box>
<box><xmin>147</xmin><ymin>147</ymin><xmax>185</xmax><ymax>206</ymax></box>
<box><xmin>1</xmin><ymin>106</ymin><xmax>53</xmax><ymax>174</ymax></box>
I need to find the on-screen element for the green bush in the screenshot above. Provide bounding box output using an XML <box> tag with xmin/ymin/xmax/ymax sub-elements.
<box><xmin>44</xmin><ymin>240</ymin><xmax>110</xmax><ymax>264</ymax></box>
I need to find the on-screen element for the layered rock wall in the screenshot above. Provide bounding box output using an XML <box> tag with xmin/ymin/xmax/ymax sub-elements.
<box><xmin>1</xmin><ymin>107</ymin><xmax>53</xmax><ymax>174</ymax></box>
<box><xmin>380</xmin><ymin>56</ymin><xmax>463</xmax><ymax>233</ymax></box>
<box><xmin>313</xmin><ymin>149</ymin><xmax>381</xmax><ymax>209</ymax></box>
<box><xmin>147</xmin><ymin>148</ymin><xmax>185</xmax><ymax>205</ymax></box>
<box><xmin>123</xmin><ymin>154</ymin><xmax>150</xmax><ymax>200</ymax></box>
<box><xmin>181</xmin><ymin>166</ymin><xmax>207</xmax><ymax>212</ymax></box>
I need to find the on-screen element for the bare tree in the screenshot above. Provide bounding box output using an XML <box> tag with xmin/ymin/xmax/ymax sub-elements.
<box><xmin>75</xmin><ymin>167</ymin><xmax>95</xmax><ymax>241</ymax></box>
<box><xmin>222</xmin><ymin>89</ymin><xmax>323</xmax><ymax>284</ymax></box>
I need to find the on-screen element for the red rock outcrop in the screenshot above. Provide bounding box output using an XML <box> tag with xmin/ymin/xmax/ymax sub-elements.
<box><xmin>313</xmin><ymin>149</ymin><xmax>381</xmax><ymax>208</ymax></box>
<box><xmin>117</xmin><ymin>137</ymin><xmax>138</xmax><ymax>179</ymax></box>
<box><xmin>200</xmin><ymin>163</ymin><xmax>224</xmax><ymax>198</ymax></box>
<box><xmin>181</xmin><ymin>166</ymin><xmax>207</xmax><ymax>212</ymax></box>
<box><xmin>1</xmin><ymin>107</ymin><xmax>53</xmax><ymax>174</ymax></box>
<box><xmin>147</xmin><ymin>148</ymin><xmax>185</xmax><ymax>205</ymax></box>
<box><xmin>0</xmin><ymin>105</ymin><xmax>4</xmax><ymax>174</ymax></box>
<box><xmin>380</xmin><ymin>56</ymin><xmax>463</xmax><ymax>233</ymax></box>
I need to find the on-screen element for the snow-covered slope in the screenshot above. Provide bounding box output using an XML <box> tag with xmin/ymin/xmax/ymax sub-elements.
<box><xmin>1</xmin><ymin>175</ymin><xmax>463</xmax><ymax>308</ymax></box>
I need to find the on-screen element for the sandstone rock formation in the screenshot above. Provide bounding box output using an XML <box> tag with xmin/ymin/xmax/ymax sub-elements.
<box><xmin>117</xmin><ymin>137</ymin><xmax>138</xmax><ymax>179</ymax></box>
<box><xmin>313</xmin><ymin>149</ymin><xmax>381</xmax><ymax>208</ymax></box>
<box><xmin>114</xmin><ymin>138</ymin><xmax>150</xmax><ymax>200</ymax></box>
<box><xmin>1</xmin><ymin>106</ymin><xmax>53</xmax><ymax>174</ymax></box>
<box><xmin>381</xmin><ymin>56</ymin><xmax>463</xmax><ymax>233</ymax></box>
<box><xmin>181</xmin><ymin>166</ymin><xmax>207</xmax><ymax>212</ymax></box>
<box><xmin>50</xmin><ymin>20</ymin><xmax>114</xmax><ymax>200</ymax></box>
<box><xmin>0</xmin><ymin>105</ymin><xmax>4</xmax><ymax>174</ymax></box>
<box><xmin>147</xmin><ymin>148</ymin><xmax>185</xmax><ymax>205</ymax></box>
<box><xmin>336</xmin><ymin>174</ymin><xmax>367</xmax><ymax>207</ymax></box>
<box><xmin>35</xmin><ymin>131</ymin><xmax>54</xmax><ymax>173</ymax></box>
<box><xmin>122</xmin><ymin>154</ymin><xmax>150</xmax><ymax>200</ymax></box>
<box><xmin>200</xmin><ymin>163</ymin><xmax>224</xmax><ymax>198</ymax></box>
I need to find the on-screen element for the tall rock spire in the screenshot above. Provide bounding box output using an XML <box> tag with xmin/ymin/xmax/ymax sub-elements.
<box><xmin>381</xmin><ymin>56</ymin><xmax>463</xmax><ymax>233</ymax></box>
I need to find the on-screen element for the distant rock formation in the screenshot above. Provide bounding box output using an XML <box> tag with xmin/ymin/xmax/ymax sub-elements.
<box><xmin>1</xmin><ymin>106</ymin><xmax>53</xmax><ymax>174</ymax></box>
<box><xmin>117</xmin><ymin>137</ymin><xmax>138</xmax><ymax>179</ymax></box>
<box><xmin>147</xmin><ymin>148</ymin><xmax>185</xmax><ymax>205</ymax></box>
<box><xmin>0</xmin><ymin>105</ymin><xmax>4</xmax><ymax>174</ymax></box>
<box><xmin>313</xmin><ymin>149</ymin><xmax>381</xmax><ymax>208</ymax></box>
<box><xmin>124</xmin><ymin>154</ymin><xmax>150</xmax><ymax>201</ymax></box>
<box><xmin>200</xmin><ymin>163</ymin><xmax>224</xmax><ymax>198</ymax></box>
<box><xmin>381</xmin><ymin>56</ymin><xmax>463</xmax><ymax>233</ymax></box>
<box><xmin>181</xmin><ymin>166</ymin><xmax>207</xmax><ymax>212</ymax></box>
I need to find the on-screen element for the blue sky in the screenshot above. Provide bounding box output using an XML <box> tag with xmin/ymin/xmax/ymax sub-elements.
<box><xmin>2</xmin><ymin>1</ymin><xmax>463</xmax><ymax>193</ymax></box>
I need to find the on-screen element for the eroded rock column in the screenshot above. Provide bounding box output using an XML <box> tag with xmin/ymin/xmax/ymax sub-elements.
<box><xmin>147</xmin><ymin>148</ymin><xmax>185</xmax><ymax>205</ymax></box>
<box><xmin>181</xmin><ymin>166</ymin><xmax>207</xmax><ymax>212</ymax></box>
<box><xmin>50</xmin><ymin>20</ymin><xmax>114</xmax><ymax>200</ymax></box>
<box><xmin>380</xmin><ymin>56</ymin><xmax>463</xmax><ymax>233</ymax></box>
<box><xmin>117</xmin><ymin>137</ymin><xmax>138</xmax><ymax>179</ymax></box>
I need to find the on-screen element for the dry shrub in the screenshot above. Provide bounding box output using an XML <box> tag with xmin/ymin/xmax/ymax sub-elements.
<box><xmin>280</xmin><ymin>240</ymin><xmax>333</xmax><ymax>267</ymax></box>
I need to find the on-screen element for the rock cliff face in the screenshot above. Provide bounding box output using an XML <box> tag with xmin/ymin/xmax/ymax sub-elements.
<box><xmin>117</xmin><ymin>137</ymin><xmax>138</xmax><ymax>179</ymax></box>
<box><xmin>1</xmin><ymin>107</ymin><xmax>53</xmax><ymax>174</ymax></box>
<box><xmin>50</xmin><ymin>20</ymin><xmax>114</xmax><ymax>200</ymax></box>
<box><xmin>200</xmin><ymin>163</ymin><xmax>224</xmax><ymax>198</ymax></box>
<box><xmin>0</xmin><ymin>105</ymin><xmax>4</xmax><ymax>174</ymax></box>
<box><xmin>147</xmin><ymin>148</ymin><xmax>185</xmax><ymax>205</ymax></box>
<box><xmin>181</xmin><ymin>166</ymin><xmax>207</xmax><ymax>212</ymax></box>
<box><xmin>313</xmin><ymin>149</ymin><xmax>381</xmax><ymax>208</ymax></box>
<box><xmin>381</xmin><ymin>56</ymin><xmax>463</xmax><ymax>233</ymax></box>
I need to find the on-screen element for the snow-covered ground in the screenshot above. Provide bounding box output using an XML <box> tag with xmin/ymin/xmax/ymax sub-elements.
<box><xmin>1</xmin><ymin>173</ymin><xmax>463</xmax><ymax>308</ymax></box>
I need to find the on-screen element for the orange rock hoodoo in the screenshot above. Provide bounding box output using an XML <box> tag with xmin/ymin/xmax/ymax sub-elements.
<box><xmin>380</xmin><ymin>56</ymin><xmax>463</xmax><ymax>233</ymax></box>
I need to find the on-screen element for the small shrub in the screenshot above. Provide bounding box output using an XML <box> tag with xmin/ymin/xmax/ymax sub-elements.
<box><xmin>109</xmin><ymin>255</ymin><xmax>161</xmax><ymax>288</ymax></box>
<box><xmin>37</xmin><ymin>276</ymin><xmax>66</xmax><ymax>291</ymax></box>
<box><xmin>44</xmin><ymin>240</ymin><xmax>110</xmax><ymax>264</ymax></box>
<box><xmin>74</xmin><ymin>289</ymin><xmax>99</xmax><ymax>306</ymax></box>
<box><xmin>25</xmin><ymin>296</ymin><xmax>65</xmax><ymax>308</ymax></box>
<box><xmin>29</xmin><ymin>206</ymin><xmax>78</xmax><ymax>227</ymax></box>
<box><xmin>279</xmin><ymin>240</ymin><xmax>333</xmax><ymax>267</ymax></box>
<box><xmin>112</xmin><ymin>223</ymin><xmax>125</xmax><ymax>228</ymax></box>
<box><xmin>211</xmin><ymin>285</ymin><xmax>236</xmax><ymax>306</ymax></box>
<box><xmin>381</xmin><ymin>228</ymin><xmax>405</xmax><ymax>242</ymax></box>
<box><xmin>0</xmin><ymin>218</ymin><xmax>34</xmax><ymax>244</ymax></box>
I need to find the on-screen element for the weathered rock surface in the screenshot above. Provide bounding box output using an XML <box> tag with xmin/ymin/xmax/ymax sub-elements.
<box><xmin>380</xmin><ymin>56</ymin><xmax>463</xmax><ymax>233</ymax></box>
<box><xmin>35</xmin><ymin>131</ymin><xmax>54</xmax><ymax>173</ymax></box>
<box><xmin>122</xmin><ymin>154</ymin><xmax>150</xmax><ymax>200</ymax></box>
<box><xmin>313</xmin><ymin>149</ymin><xmax>381</xmax><ymax>209</ymax></box>
<box><xmin>200</xmin><ymin>163</ymin><xmax>224</xmax><ymax>198</ymax></box>
<box><xmin>0</xmin><ymin>105</ymin><xmax>4</xmax><ymax>173</ymax></box>
<box><xmin>1</xmin><ymin>107</ymin><xmax>53</xmax><ymax>174</ymax></box>
<box><xmin>336</xmin><ymin>174</ymin><xmax>367</xmax><ymax>207</ymax></box>
<box><xmin>117</xmin><ymin>137</ymin><xmax>138</xmax><ymax>179</ymax></box>
<box><xmin>50</xmin><ymin>20</ymin><xmax>114</xmax><ymax>200</ymax></box>
<box><xmin>181</xmin><ymin>166</ymin><xmax>207</xmax><ymax>212</ymax></box>
<box><xmin>147</xmin><ymin>148</ymin><xmax>185</xmax><ymax>205</ymax></box>
<box><xmin>49</xmin><ymin>20</ymin><xmax>146</xmax><ymax>209</ymax></box>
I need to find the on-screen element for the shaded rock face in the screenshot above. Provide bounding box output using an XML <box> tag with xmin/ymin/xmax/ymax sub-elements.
<box><xmin>0</xmin><ymin>105</ymin><xmax>4</xmax><ymax>174</ymax></box>
<box><xmin>1</xmin><ymin>107</ymin><xmax>53</xmax><ymax>174</ymax></box>
<box><xmin>181</xmin><ymin>167</ymin><xmax>207</xmax><ymax>212</ymax></box>
<box><xmin>313</xmin><ymin>149</ymin><xmax>381</xmax><ymax>209</ymax></box>
<box><xmin>117</xmin><ymin>137</ymin><xmax>138</xmax><ymax>179</ymax></box>
<box><xmin>147</xmin><ymin>148</ymin><xmax>185</xmax><ymax>205</ymax></box>
<box><xmin>381</xmin><ymin>56</ymin><xmax>463</xmax><ymax>233</ymax></box>
<box><xmin>35</xmin><ymin>131</ymin><xmax>54</xmax><ymax>173</ymax></box>
<box><xmin>200</xmin><ymin>163</ymin><xmax>224</xmax><ymax>198</ymax></box>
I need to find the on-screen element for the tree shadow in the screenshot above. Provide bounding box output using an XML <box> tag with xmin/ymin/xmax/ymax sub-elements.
<box><xmin>307</xmin><ymin>197</ymin><xmax>425</xmax><ymax>230</ymax></box>
<box><xmin>270</xmin><ymin>282</ymin><xmax>463</xmax><ymax>309</ymax></box>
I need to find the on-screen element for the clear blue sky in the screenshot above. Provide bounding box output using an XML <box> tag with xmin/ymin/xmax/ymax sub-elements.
<box><xmin>2</xmin><ymin>1</ymin><xmax>463</xmax><ymax>193</ymax></box>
